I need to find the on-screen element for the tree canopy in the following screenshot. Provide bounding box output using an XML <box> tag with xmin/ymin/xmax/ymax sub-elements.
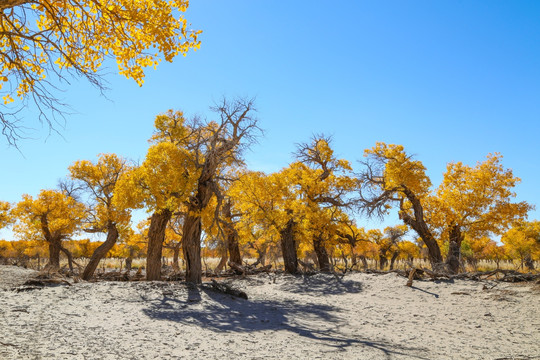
<box><xmin>0</xmin><ymin>0</ymin><xmax>201</xmax><ymax>145</ymax></box>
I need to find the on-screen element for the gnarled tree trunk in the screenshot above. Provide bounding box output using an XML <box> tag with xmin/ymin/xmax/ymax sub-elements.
<box><xmin>389</xmin><ymin>250</ymin><xmax>399</xmax><ymax>270</ymax></box>
<box><xmin>47</xmin><ymin>238</ymin><xmax>62</xmax><ymax>269</ymax></box>
<box><xmin>223</xmin><ymin>200</ymin><xmax>242</xmax><ymax>266</ymax></box>
<box><xmin>172</xmin><ymin>243</ymin><xmax>181</xmax><ymax>271</ymax></box>
<box><xmin>445</xmin><ymin>224</ymin><xmax>463</xmax><ymax>274</ymax></box>
<box><xmin>379</xmin><ymin>253</ymin><xmax>388</xmax><ymax>270</ymax></box>
<box><xmin>313</xmin><ymin>236</ymin><xmax>331</xmax><ymax>272</ymax></box>
<box><xmin>400</xmin><ymin>186</ymin><xmax>444</xmax><ymax>271</ymax></box>
<box><xmin>279</xmin><ymin>218</ymin><xmax>298</xmax><ymax>274</ymax></box>
<box><xmin>82</xmin><ymin>222</ymin><xmax>119</xmax><ymax>280</ymax></box>
<box><xmin>146</xmin><ymin>209</ymin><xmax>173</xmax><ymax>281</ymax></box>
<box><xmin>182</xmin><ymin>211</ymin><xmax>203</xmax><ymax>283</ymax></box>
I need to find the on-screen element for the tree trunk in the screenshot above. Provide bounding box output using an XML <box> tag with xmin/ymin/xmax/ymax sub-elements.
<box><xmin>125</xmin><ymin>257</ymin><xmax>133</xmax><ymax>271</ymax></box>
<box><xmin>182</xmin><ymin>211</ymin><xmax>203</xmax><ymax>283</ymax></box>
<box><xmin>360</xmin><ymin>255</ymin><xmax>368</xmax><ymax>269</ymax></box>
<box><xmin>399</xmin><ymin>186</ymin><xmax>445</xmax><ymax>271</ymax></box>
<box><xmin>252</xmin><ymin>250</ymin><xmax>266</xmax><ymax>267</ymax></box>
<box><xmin>59</xmin><ymin>245</ymin><xmax>75</xmax><ymax>273</ymax></box>
<box><xmin>47</xmin><ymin>238</ymin><xmax>61</xmax><ymax>269</ymax></box>
<box><xmin>313</xmin><ymin>236</ymin><xmax>331</xmax><ymax>272</ymax></box>
<box><xmin>223</xmin><ymin>201</ymin><xmax>242</xmax><ymax>266</ymax></box>
<box><xmin>389</xmin><ymin>250</ymin><xmax>399</xmax><ymax>270</ymax></box>
<box><xmin>172</xmin><ymin>243</ymin><xmax>181</xmax><ymax>271</ymax></box>
<box><xmin>82</xmin><ymin>222</ymin><xmax>119</xmax><ymax>280</ymax></box>
<box><xmin>445</xmin><ymin>224</ymin><xmax>463</xmax><ymax>274</ymax></box>
<box><xmin>351</xmin><ymin>252</ymin><xmax>357</xmax><ymax>268</ymax></box>
<box><xmin>41</xmin><ymin>215</ymin><xmax>61</xmax><ymax>270</ymax></box>
<box><xmin>215</xmin><ymin>251</ymin><xmax>228</xmax><ymax>273</ymax></box>
<box><xmin>279</xmin><ymin>218</ymin><xmax>298</xmax><ymax>274</ymax></box>
<box><xmin>146</xmin><ymin>209</ymin><xmax>173</xmax><ymax>281</ymax></box>
<box><xmin>379</xmin><ymin>254</ymin><xmax>387</xmax><ymax>270</ymax></box>
<box><xmin>524</xmin><ymin>254</ymin><xmax>535</xmax><ymax>271</ymax></box>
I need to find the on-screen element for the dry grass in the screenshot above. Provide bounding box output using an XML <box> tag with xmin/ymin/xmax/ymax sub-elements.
<box><xmin>11</xmin><ymin>256</ymin><xmax>539</xmax><ymax>274</ymax></box>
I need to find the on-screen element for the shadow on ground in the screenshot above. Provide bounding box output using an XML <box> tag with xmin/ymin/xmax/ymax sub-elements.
<box><xmin>141</xmin><ymin>283</ymin><xmax>430</xmax><ymax>359</ymax></box>
<box><xmin>277</xmin><ymin>273</ymin><xmax>363</xmax><ymax>296</ymax></box>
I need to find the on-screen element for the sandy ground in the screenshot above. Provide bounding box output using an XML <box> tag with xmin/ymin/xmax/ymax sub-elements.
<box><xmin>1</xmin><ymin>265</ymin><xmax>539</xmax><ymax>360</ymax></box>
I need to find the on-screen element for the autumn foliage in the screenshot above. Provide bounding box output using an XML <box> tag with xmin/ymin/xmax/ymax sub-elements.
<box><xmin>1</xmin><ymin>119</ymin><xmax>538</xmax><ymax>277</ymax></box>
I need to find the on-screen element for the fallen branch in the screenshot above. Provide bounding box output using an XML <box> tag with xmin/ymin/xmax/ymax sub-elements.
<box><xmin>209</xmin><ymin>279</ymin><xmax>248</xmax><ymax>300</ymax></box>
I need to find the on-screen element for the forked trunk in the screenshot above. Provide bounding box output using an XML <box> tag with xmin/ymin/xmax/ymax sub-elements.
<box><xmin>82</xmin><ymin>223</ymin><xmax>119</xmax><ymax>280</ymax></box>
<box><xmin>445</xmin><ymin>224</ymin><xmax>463</xmax><ymax>274</ymax></box>
<box><xmin>146</xmin><ymin>209</ymin><xmax>173</xmax><ymax>281</ymax></box>
<box><xmin>60</xmin><ymin>245</ymin><xmax>75</xmax><ymax>273</ymax></box>
<box><xmin>280</xmin><ymin>218</ymin><xmax>298</xmax><ymax>274</ymax></box>
<box><xmin>524</xmin><ymin>255</ymin><xmax>535</xmax><ymax>271</ymax></box>
<box><xmin>313</xmin><ymin>236</ymin><xmax>331</xmax><ymax>272</ymax></box>
<box><xmin>215</xmin><ymin>251</ymin><xmax>228</xmax><ymax>273</ymax></box>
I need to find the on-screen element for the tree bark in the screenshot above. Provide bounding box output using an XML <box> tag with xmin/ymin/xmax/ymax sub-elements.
<box><xmin>279</xmin><ymin>218</ymin><xmax>298</xmax><ymax>274</ymax></box>
<box><xmin>359</xmin><ymin>255</ymin><xmax>368</xmax><ymax>269</ymax></box>
<box><xmin>40</xmin><ymin>214</ymin><xmax>61</xmax><ymax>270</ymax></box>
<box><xmin>389</xmin><ymin>250</ymin><xmax>400</xmax><ymax>270</ymax></box>
<box><xmin>445</xmin><ymin>224</ymin><xmax>463</xmax><ymax>274</ymax></box>
<box><xmin>47</xmin><ymin>237</ymin><xmax>61</xmax><ymax>269</ymax></box>
<box><xmin>215</xmin><ymin>252</ymin><xmax>228</xmax><ymax>273</ymax></box>
<box><xmin>146</xmin><ymin>209</ymin><xmax>173</xmax><ymax>281</ymax></box>
<box><xmin>125</xmin><ymin>257</ymin><xmax>133</xmax><ymax>271</ymax></box>
<box><xmin>59</xmin><ymin>245</ymin><xmax>75</xmax><ymax>273</ymax></box>
<box><xmin>313</xmin><ymin>236</ymin><xmax>331</xmax><ymax>272</ymax></box>
<box><xmin>172</xmin><ymin>243</ymin><xmax>181</xmax><ymax>271</ymax></box>
<box><xmin>399</xmin><ymin>186</ymin><xmax>445</xmax><ymax>270</ymax></box>
<box><xmin>223</xmin><ymin>200</ymin><xmax>242</xmax><ymax>265</ymax></box>
<box><xmin>182</xmin><ymin>211</ymin><xmax>203</xmax><ymax>283</ymax></box>
<box><xmin>524</xmin><ymin>254</ymin><xmax>535</xmax><ymax>271</ymax></box>
<box><xmin>82</xmin><ymin>222</ymin><xmax>119</xmax><ymax>280</ymax></box>
<box><xmin>379</xmin><ymin>254</ymin><xmax>388</xmax><ymax>270</ymax></box>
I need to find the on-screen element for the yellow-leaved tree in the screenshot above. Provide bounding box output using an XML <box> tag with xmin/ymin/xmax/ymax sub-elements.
<box><xmin>151</xmin><ymin>98</ymin><xmax>260</xmax><ymax>284</ymax></box>
<box><xmin>69</xmin><ymin>153</ymin><xmax>133</xmax><ymax>280</ymax></box>
<box><xmin>502</xmin><ymin>221</ymin><xmax>540</xmax><ymax>270</ymax></box>
<box><xmin>231</xmin><ymin>169</ymin><xmax>304</xmax><ymax>274</ymax></box>
<box><xmin>12</xmin><ymin>189</ymin><xmax>86</xmax><ymax>270</ymax></box>
<box><xmin>115</xmin><ymin>132</ymin><xmax>198</xmax><ymax>280</ymax></box>
<box><xmin>427</xmin><ymin>153</ymin><xmax>531</xmax><ymax>273</ymax></box>
<box><xmin>293</xmin><ymin>136</ymin><xmax>358</xmax><ymax>272</ymax></box>
<box><xmin>0</xmin><ymin>201</ymin><xmax>11</xmax><ymax>229</ymax></box>
<box><xmin>0</xmin><ymin>0</ymin><xmax>201</xmax><ymax>144</ymax></box>
<box><xmin>358</xmin><ymin>142</ymin><xmax>444</xmax><ymax>270</ymax></box>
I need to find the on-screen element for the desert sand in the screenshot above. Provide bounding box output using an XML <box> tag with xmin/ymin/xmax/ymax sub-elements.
<box><xmin>1</xmin><ymin>265</ymin><xmax>539</xmax><ymax>359</ymax></box>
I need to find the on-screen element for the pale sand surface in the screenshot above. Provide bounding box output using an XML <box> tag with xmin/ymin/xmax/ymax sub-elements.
<box><xmin>1</xmin><ymin>265</ymin><xmax>539</xmax><ymax>359</ymax></box>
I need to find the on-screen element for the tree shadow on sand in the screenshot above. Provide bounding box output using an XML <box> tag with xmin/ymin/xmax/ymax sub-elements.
<box><xmin>276</xmin><ymin>273</ymin><xmax>363</xmax><ymax>296</ymax></box>
<box><xmin>141</xmin><ymin>284</ymin><xmax>430</xmax><ymax>359</ymax></box>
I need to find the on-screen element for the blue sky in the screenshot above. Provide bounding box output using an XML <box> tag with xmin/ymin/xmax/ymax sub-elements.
<box><xmin>1</xmin><ymin>0</ymin><xmax>539</xmax><ymax>239</ymax></box>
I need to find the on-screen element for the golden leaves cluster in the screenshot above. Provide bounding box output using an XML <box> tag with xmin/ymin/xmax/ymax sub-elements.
<box><xmin>1</xmin><ymin>0</ymin><xmax>201</xmax><ymax>104</ymax></box>
<box><xmin>427</xmin><ymin>153</ymin><xmax>531</xmax><ymax>238</ymax></box>
<box><xmin>11</xmin><ymin>189</ymin><xmax>86</xmax><ymax>241</ymax></box>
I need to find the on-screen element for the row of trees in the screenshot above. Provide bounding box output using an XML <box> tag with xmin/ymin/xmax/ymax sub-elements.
<box><xmin>1</xmin><ymin>222</ymin><xmax>535</xmax><ymax>272</ymax></box>
<box><xmin>1</xmin><ymin>99</ymin><xmax>538</xmax><ymax>283</ymax></box>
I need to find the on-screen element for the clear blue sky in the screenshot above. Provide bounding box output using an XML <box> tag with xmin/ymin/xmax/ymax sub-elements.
<box><xmin>1</xmin><ymin>0</ymin><xmax>539</xmax><ymax>239</ymax></box>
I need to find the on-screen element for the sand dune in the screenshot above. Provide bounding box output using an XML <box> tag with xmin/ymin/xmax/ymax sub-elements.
<box><xmin>1</xmin><ymin>265</ymin><xmax>539</xmax><ymax>359</ymax></box>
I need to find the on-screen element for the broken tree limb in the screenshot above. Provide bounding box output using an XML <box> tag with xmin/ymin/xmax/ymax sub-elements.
<box><xmin>210</xmin><ymin>279</ymin><xmax>248</xmax><ymax>300</ymax></box>
<box><xmin>406</xmin><ymin>269</ymin><xmax>416</xmax><ymax>287</ymax></box>
<box><xmin>227</xmin><ymin>261</ymin><xmax>245</xmax><ymax>275</ymax></box>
